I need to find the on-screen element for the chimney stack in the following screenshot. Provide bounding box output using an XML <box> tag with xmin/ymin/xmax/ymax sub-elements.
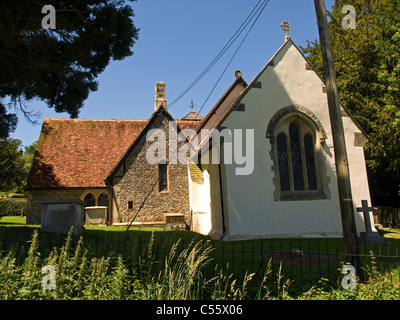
<box><xmin>155</xmin><ymin>82</ymin><xmax>167</xmax><ymax>110</ymax></box>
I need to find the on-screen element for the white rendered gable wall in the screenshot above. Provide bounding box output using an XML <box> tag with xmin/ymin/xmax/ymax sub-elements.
<box><xmin>220</xmin><ymin>40</ymin><xmax>372</xmax><ymax>239</ymax></box>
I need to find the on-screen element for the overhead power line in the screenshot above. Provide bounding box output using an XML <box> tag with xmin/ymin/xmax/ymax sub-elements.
<box><xmin>119</xmin><ymin>1</ymin><xmax>270</xmax><ymax>239</ymax></box>
<box><xmin>189</xmin><ymin>0</ymin><xmax>270</xmax><ymax>125</ymax></box>
<box><xmin>168</xmin><ymin>0</ymin><xmax>270</xmax><ymax>109</ymax></box>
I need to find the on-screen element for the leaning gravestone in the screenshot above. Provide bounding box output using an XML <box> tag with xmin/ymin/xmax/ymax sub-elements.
<box><xmin>357</xmin><ymin>200</ymin><xmax>389</xmax><ymax>246</ymax></box>
<box><xmin>39</xmin><ymin>199</ymin><xmax>84</xmax><ymax>236</ymax></box>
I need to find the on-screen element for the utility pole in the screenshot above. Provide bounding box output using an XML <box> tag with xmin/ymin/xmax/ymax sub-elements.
<box><xmin>314</xmin><ymin>0</ymin><xmax>361</xmax><ymax>271</ymax></box>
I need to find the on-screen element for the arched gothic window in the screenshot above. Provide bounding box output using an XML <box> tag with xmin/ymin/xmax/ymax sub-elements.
<box><xmin>271</xmin><ymin>115</ymin><xmax>329</xmax><ymax>201</ymax></box>
<box><xmin>98</xmin><ymin>192</ymin><xmax>109</xmax><ymax>208</ymax></box>
<box><xmin>84</xmin><ymin>193</ymin><xmax>95</xmax><ymax>207</ymax></box>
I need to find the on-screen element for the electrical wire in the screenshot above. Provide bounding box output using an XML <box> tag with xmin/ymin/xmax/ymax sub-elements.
<box><xmin>189</xmin><ymin>0</ymin><xmax>270</xmax><ymax>125</ymax></box>
<box><xmin>119</xmin><ymin>1</ymin><xmax>270</xmax><ymax>238</ymax></box>
<box><xmin>168</xmin><ymin>0</ymin><xmax>268</xmax><ymax>109</ymax></box>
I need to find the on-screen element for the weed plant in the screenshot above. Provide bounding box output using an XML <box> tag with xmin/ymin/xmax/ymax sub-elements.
<box><xmin>0</xmin><ymin>230</ymin><xmax>399</xmax><ymax>300</ymax></box>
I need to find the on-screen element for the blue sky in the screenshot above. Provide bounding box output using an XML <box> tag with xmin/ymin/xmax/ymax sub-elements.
<box><xmin>11</xmin><ymin>0</ymin><xmax>335</xmax><ymax>148</ymax></box>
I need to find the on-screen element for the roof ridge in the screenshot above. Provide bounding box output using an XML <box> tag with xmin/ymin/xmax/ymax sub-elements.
<box><xmin>44</xmin><ymin>118</ymin><xmax>148</xmax><ymax>121</ymax></box>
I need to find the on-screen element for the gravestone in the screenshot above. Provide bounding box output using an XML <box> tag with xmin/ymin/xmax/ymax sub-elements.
<box><xmin>39</xmin><ymin>199</ymin><xmax>84</xmax><ymax>235</ymax></box>
<box><xmin>85</xmin><ymin>206</ymin><xmax>108</xmax><ymax>225</ymax></box>
<box><xmin>357</xmin><ymin>200</ymin><xmax>389</xmax><ymax>245</ymax></box>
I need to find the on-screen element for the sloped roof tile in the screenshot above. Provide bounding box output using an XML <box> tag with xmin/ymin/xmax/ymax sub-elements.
<box><xmin>27</xmin><ymin>118</ymin><xmax>149</xmax><ymax>189</ymax></box>
<box><xmin>27</xmin><ymin>117</ymin><xmax>201</xmax><ymax>189</ymax></box>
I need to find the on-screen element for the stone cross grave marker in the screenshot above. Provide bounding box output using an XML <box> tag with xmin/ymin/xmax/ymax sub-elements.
<box><xmin>357</xmin><ymin>200</ymin><xmax>388</xmax><ymax>245</ymax></box>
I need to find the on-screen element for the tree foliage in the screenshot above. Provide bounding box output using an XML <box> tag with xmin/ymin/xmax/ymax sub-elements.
<box><xmin>0</xmin><ymin>139</ymin><xmax>36</xmax><ymax>193</ymax></box>
<box><xmin>0</xmin><ymin>0</ymin><xmax>139</xmax><ymax>138</ymax></box>
<box><xmin>0</xmin><ymin>139</ymin><xmax>25</xmax><ymax>192</ymax></box>
<box><xmin>301</xmin><ymin>0</ymin><xmax>400</xmax><ymax>205</ymax></box>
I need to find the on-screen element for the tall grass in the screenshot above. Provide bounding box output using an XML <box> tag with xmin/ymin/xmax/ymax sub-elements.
<box><xmin>0</xmin><ymin>229</ymin><xmax>399</xmax><ymax>300</ymax></box>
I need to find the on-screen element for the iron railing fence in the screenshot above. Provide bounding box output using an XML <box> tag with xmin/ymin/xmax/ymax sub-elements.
<box><xmin>0</xmin><ymin>227</ymin><xmax>399</xmax><ymax>285</ymax></box>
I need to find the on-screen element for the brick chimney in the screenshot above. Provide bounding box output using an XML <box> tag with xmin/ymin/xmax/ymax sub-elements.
<box><xmin>155</xmin><ymin>82</ymin><xmax>167</xmax><ymax>110</ymax></box>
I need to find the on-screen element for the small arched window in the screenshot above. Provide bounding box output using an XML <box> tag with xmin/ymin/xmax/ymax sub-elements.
<box><xmin>98</xmin><ymin>192</ymin><xmax>109</xmax><ymax>208</ymax></box>
<box><xmin>84</xmin><ymin>193</ymin><xmax>95</xmax><ymax>207</ymax></box>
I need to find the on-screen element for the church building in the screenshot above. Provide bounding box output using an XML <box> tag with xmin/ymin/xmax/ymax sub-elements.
<box><xmin>26</xmin><ymin>31</ymin><xmax>375</xmax><ymax>240</ymax></box>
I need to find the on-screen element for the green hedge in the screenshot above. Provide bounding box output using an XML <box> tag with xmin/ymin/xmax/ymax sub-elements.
<box><xmin>376</xmin><ymin>207</ymin><xmax>400</xmax><ymax>229</ymax></box>
<box><xmin>0</xmin><ymin>198</ymin><xmax>27</xmax><ymax>217</ymax></box>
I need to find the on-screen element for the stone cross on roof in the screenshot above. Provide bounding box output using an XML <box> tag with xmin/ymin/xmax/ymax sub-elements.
<box><xmin>281</xmin><ymin>21</ymin><xmax>291</xmax><ymax>42</ymax></box>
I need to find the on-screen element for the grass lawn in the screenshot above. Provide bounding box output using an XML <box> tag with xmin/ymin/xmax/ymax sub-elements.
<box><xmin>0</xmin><ymin>216</ymin><xmax>210</xmax><ymax>257</ymax></box>
<box><xmin>379</xmin><ymin>227</ymin><xmax>400</xmax><ymax>239</ymax></box>
<box><xmin>0</xmin><ymin>215</ymin><xmax>203</xmax><ymax>236</ymax></box>
<box><xmin>1</xmin><ymin>216</ymin><xmax>399</xmax><ymax>287</ymax></box>
<box><xmin>0</xmin><ymin>216</ymin><xmax>30</xmax><ymax>225</ymax></box>
<box><xmin>0</xmin><ymin>192</ymin><xmax>26</xmax><ymax>198</ymax></box>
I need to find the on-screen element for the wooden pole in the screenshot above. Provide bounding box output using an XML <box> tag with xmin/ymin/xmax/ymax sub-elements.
<box><xmin>314</xmin><ymin>0</ymin><xmax>361</xmax><ymax>269</ymax></box>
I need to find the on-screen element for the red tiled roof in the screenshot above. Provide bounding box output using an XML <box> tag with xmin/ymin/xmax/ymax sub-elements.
<box><xmin>26</xmin><ymin>117</ymin><xmax>201</xmax><ymax>189</ymax></box>
<box><xmin>26</xmin><ymin>118</ymin><xmax>148</xmax><ymax>189</ymax></box>
<box><xmin>181</xmin><ymin>110</ymin><xmax>204</xmax><ymax>121</ymax></box>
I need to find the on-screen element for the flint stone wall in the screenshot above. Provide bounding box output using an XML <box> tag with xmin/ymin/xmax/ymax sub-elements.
<box><xmin>112</xmin><ymin>115</ymin><xmax>191</xmax><ymax>225</ymax></box>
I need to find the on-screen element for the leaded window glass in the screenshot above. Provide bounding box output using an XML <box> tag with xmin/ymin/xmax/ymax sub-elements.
<box><xmin>277</xmin><ymin>133</ymin><xmax>290</xmax><ymax>192</ymax></box>
<box><xmin>289</xmin><ymin>122</ymin><xmax>305</xmax><ymax>191</ymax></box>
<box><xmin>304</xmin><ymin>134</ymin><xmax>317</xmax><ymax>190</ymax></box>
<box><xmin>275</xmin><ymin>120</ymin><xmax>319</xmax><ymax>195</ymax></box>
